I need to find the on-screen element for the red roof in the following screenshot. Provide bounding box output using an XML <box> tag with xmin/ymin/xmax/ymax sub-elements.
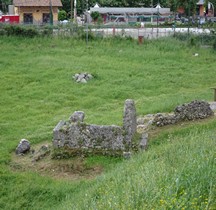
<box><xmin>13</xmin><ymin>0</ymin><xmax>62</xmax><ymax>7</ymax></box>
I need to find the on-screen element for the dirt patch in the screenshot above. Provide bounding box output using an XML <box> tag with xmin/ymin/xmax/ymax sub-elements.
<box><xmin>10</xmin><ymin>142</ymin><xmax>103</xmax><ymax>181</ymax></box>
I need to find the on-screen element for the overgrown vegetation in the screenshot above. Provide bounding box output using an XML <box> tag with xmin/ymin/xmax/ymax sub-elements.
<box><xmin>0</xmin><ymin>36</ymin><xmax>215</xmax><ymax>209</ymax></box>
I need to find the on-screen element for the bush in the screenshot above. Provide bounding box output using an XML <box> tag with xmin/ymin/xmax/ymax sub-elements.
<box><xmin>91</xmin><ymin>11</ymin><xmax>100</xmax><ymax>22</ymax></box>
<box><xmin>58</xmin><ymin>10</ymin><xmax>67</xmax><ymax>21</ymax></box>
<box><xmin>3</xmin><ymin>25</ymin><xmax>39</xmax><ymax>37</ymax></box>
<box><xmin>189</xmin><ymin>36</ymin><xmax>199</xmax><ymax>47</ymax></box>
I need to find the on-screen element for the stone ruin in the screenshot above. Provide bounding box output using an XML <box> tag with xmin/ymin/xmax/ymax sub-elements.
<box><xmin>53</xmin><ymin>99</ymin><xmax>145</xmax><ymax>156</ymax></box>
<box><xmin>153</xmin><ymin>100</ymin><xmax>214</xmax><ymax>127</ymax></box>
<box><xmin>17</xmin><ymin>100</ymin><xmax>213</xmax><ymax>159</ymax></box>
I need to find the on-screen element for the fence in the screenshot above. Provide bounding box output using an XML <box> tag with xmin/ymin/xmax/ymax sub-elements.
<box><xmin>0</xmin><ymin>22</ymin><xmax>215</xmax><ymax>46</ymax></box>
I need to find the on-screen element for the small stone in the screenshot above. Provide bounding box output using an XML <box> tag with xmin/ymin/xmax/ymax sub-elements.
<box><xmin>87</xmin><ymin>74</ymin><xmax>93</xmax><ymax>80</ymax></box>
<box><xmin>73</xmin><ymin>73</ymin><xmax>79</xmax><ymax>80</ymax></box>
<box><xmin>140</xmin><ymin>133</ymin><xmax>148</xmax><ymax>150</ymax></box>
<box><xmin>32</xmin><ymin>145</ymin><xmax>50</xmax><ymax>162</ymax></box>
<box><xmin>76</xmin><ymin>77</ymin><xmax>81</xmax><ymax>82</ymax></box>
<box><xmin>80</xmin><ymin>78</ymin><xmax>87</xmax><ymax>83</ymax></box>
<box><xmin>69</xmin><ymin>111</ymin><xmax>85</xmax><ymax>123</ymax></box>
<box><xmin>16</xmin><ymin>139</ymin><xmax>30</xmax><ymax>155</ymax></box>
<box><xmin>137</xmin><ymin>124</ymin><xmax>147</xmax><ymax>133</ymax></box>
<box><xmin>137</xmin><ymin>117</ymin><xmax>145</xmax><ymax>125</ymax></box>
<box><xmin>123</xmin><ymin>151</ymin><xmax>131</xmax><ymax>159</ymax></box>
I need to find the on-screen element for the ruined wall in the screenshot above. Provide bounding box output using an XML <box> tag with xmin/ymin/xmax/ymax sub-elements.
<box><xmin>53</xmin><ymin>99</ymin><xmax>138</xmax><ymax>155</ymax></box>
<box><xmin>53</xmin><ymin>123</ymin><xmax>125</xmax><ymax>150</ymax></box>
<box><xmin>153</xmin><ymin>100</ymin><xmax>214</xmax><ymax>127</ymax></box>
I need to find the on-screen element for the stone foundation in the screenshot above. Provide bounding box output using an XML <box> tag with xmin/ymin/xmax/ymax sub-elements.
<box><xmin>53</xmin><ymin>99</ymin><xmax>142</xmax><ymax>156</ymax></box>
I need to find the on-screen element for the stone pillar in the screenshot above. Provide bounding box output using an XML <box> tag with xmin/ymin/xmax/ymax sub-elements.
<box><xmin>53</xmin><ymin>120</ymin><xmax>66</xmax><ymax>148</ymax></box>
<box><xmin>123</xmin><ymin>99</ymin><xmax>137</xmax><ymax>147</ymax></box>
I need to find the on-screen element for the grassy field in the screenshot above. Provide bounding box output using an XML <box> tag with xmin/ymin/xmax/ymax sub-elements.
<box><xmin>0</xmin><ymin>36</ymin><xmax>215</xmax><ymax>209</ymax></box>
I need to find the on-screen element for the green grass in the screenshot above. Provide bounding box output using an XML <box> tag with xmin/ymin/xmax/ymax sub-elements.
<box><xmin>0</xmin><ymin>36</ymin><xmax>215</xmax><ymax>209</ymax></box>
<box><xmin>58</xmin><ymin>125</ymin><xmax>216</xmax><ymax>210</ymax></box>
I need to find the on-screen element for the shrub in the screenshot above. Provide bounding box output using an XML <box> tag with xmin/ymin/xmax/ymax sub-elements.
<box><xmin>58</xmin><ymin>10</ymin><xmax>67</xmax><ymax>21</ymax></box>
<box><xmin>3</xmin><ymin>25</ymin><xmax>39</xmax><ymax>37</ymax></box>
<box><xmin>189</xmin><ymin>36</ymin><xmax>199</xmax><ymax>47</ymax></box>
<box><xmin>91</xmin><ymin>11</ymin><xmax>100</xmax><ymax>22</ymax></box>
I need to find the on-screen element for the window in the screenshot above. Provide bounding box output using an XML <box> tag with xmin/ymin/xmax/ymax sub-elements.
<box><xmin>23</xmin><ymin>13</ymin><xmax>33</xmax><ymax>24</ymax></box>
<box><xmin>43</xmin><ymin>13</ymin><xmax>50</xmax><ymax>24</ymax></box>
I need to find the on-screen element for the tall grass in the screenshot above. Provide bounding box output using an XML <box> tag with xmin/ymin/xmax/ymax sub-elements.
<box><xmin>0</xmin><ymin>36</ymin><xmax>215</xmax><ymax>209</ymax></box>
<box><xmin>57</xmin><ymin>125</ymin><xmax>216</xmax><ymax>210</ymax></box>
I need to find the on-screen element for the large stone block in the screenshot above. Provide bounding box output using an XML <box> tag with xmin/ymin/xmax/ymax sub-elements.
<box><xmin>123</xmin><ymin>99</ymin><xmax>137</xmax><ymax>146</ymax></box>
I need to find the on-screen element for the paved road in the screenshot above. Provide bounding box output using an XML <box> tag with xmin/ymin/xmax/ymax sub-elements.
<box><xmin>93</xmin><ymin>27</ymin><xmax>211</xmax><ymax>39</ymax></box>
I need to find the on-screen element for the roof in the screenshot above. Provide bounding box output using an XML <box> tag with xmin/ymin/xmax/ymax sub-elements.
<box><xmin>13</xmin><ymin>0</ymin><xmax>62</xmax><ymax>7</ymax></box>
<box><xmin>90</xmin><ymin>7</ymin><xmax>171</xmax><ymax>15</ymax></box>
<box><xmin>196</xmin><ymin>0</ymin><xmax>204</xmax><ymax>5</ymax></box>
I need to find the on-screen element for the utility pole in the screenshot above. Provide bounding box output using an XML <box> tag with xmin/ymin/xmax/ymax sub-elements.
<box><xmin>71</xmin><ymin>0</ymin><xmax>73</xmax><ymax>20</ymax></box>
<box><xmin>188</xmin><ymin>0</ymin><xmax>190</xmax><ymax>37</ymax></box>
<box><xmin>86</xmin><ymin>0</ymin><xmax>88</xmax><ymax>46</ymax></box>
<box><xmin>156</xmin><ymin>1</ymin><xmax>160</xmax><ymax>38</ymax></box>
<box><xmin>174</xmin><ymin>0</ymin><xmax>177</xmax><ymax>37</ymax></box>
<box><xmin>49</xmin><ymin>0</ymin><xmax>53</xmax><ymax>25</ymax></box>
<box><xmin>74</xmin><ymin>0</ymin><xmax>77</xmax><ymax>23</ymax></box>
<box><xmin>151</xmin><ymin>0</ymin><xmax>153</xmax><ymax>23</ymax></box>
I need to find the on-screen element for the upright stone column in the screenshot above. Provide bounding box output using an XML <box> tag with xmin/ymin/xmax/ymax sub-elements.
<box><xmin>123</xmin><ymin>99</ymin><xmax>137</xmax><ymax>147</ymax></box>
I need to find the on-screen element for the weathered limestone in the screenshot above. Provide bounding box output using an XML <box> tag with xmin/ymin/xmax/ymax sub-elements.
<box><xmin>53</xmin><ymin>120</ymin><xmax>66</xmax><ymax>147</ymax></box>
<box><xmin>69</xmin><ymin>111</ymin><xmax>85</xmax><ymax>123</ymax></box>
<box><xmin>174</xmin><ymin>100</ymin><xmax>213</xmax><ymax>120</ymax></box>
<box><xmin>139</xmin><ymin>133</ymin><xmax>148</xmax><ymax>150</ymax></box>
<box><xmin>153</xmin><ymin>100</ymin><xmax>214</xmax><ymax>127</ymax></box>
<box><xmin>123</xmin><ymin>99</ymin><xmax>137</xmax><ymax>146</ymax></box>
<box><xmin>16</xmin><ymin>139</ymin><xmax>30</xmax><ymax>155</ymax></box>
<box><xmin>53</xmin><ymin>99</ymin><xmax>138</xmax><ymax>155</ymax></box>
<box><xmin>55</xmin><ymin>124</ymin><xmax>125</xmax><ymax>150</ymax></box>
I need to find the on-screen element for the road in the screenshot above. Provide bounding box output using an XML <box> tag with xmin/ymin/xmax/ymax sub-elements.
<box><xmin>92</xmin><ymin>27</ymin><xmax>212</xmax><ymax>39</ymax></box>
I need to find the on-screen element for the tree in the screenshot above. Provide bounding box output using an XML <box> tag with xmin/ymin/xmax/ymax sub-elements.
<box><xmin>58</xmin><ymin>10</ymin><xmax>67</xmax><ymax>21</ymax></box>
<box><xmin>90</xmin><ymin>11</ymin><xmax>100</xmax><ymax>22</ymax></box>
<box><xmin>61</xmin><ymin>0</ymin><xmax>216</xmax><ymax>17</ymax></box>
<box><xmin>0</xmin><ymin>0</ymin><xmax>12</xmax><ymax>13</ymax></box>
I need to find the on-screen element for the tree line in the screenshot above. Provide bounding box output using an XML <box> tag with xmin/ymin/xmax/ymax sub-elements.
<box><xmin>61</xmin><ymin>0</ymin><xmax>216</xmax><ymax>18</ymax></box>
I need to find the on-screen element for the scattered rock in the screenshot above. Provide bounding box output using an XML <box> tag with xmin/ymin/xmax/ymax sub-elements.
<box><xmin>123</xmin><ymin>151</ymin><xmax>131</xmax><ymax>159</ymax></box>
<box><xmin>16</xmin><ymin>139</ymin><xmax>30</xmax><ymax>155</ymax></box>
<box><xmin>139</xmin><ymin>133</ymin><xmax>148</xmax><ymax>150</ymax></box>
<box><xmin>72</xmin><ymin>73</ymin><xmax>93</xmax><ymax>83</ymax></box>
<box><xmin>32</xmin><ymin>145</ymin><xmax>51</xmax><ymax>162</ymax></box>
<box><xmin>174</xmin><ymin>100</ymin><xmax>213</xmax><ymax>120</ymax></box>
<box><xmin>137</xmin><ymin>124</ymin><xmax>148</xmax><ymax>133</ymax></box>
<box><xmin>153</xmin><ymin>113</ymin><xmax>177</xmax><ymax>127</ymax></box>
<box><xmin>153</xmin><ymin>100</ymin><xmax>213</xmax><ymax>127</ymax></box>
